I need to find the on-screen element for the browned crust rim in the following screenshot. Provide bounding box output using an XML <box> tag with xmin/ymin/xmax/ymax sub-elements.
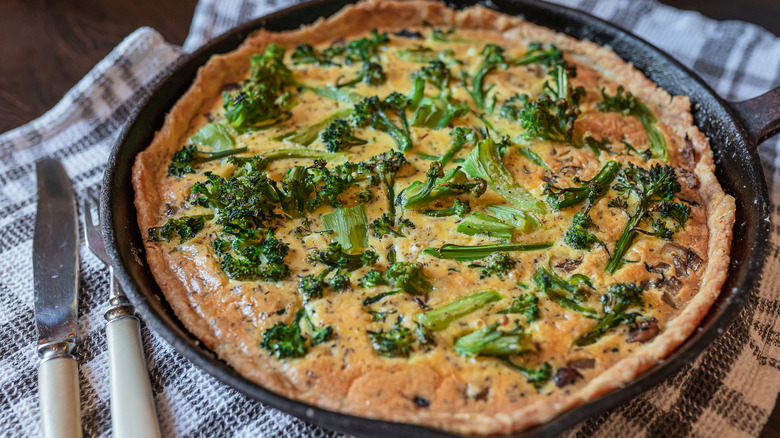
<box><xmin>132</xmin><ymin>0</ymin><xmax>735</xmax><ymax>434</ymax></box>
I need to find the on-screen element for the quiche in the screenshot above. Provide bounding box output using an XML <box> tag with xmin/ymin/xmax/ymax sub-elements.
<box><xmin>132</xmin><ymin>1</ymin><xmax>735</xmax><ymax>434</ymax></box>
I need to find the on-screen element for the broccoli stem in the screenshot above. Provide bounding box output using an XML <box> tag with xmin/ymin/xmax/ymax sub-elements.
<box><xmin>321</xmin><ymin>204</ymin><xmax>369</xmax><ymax>251</ymax></box>
<box><xmin>272</xmin><ymin>108</ymin><xmax>353</xmax><ymax>146</ymax></box>
<box><xmin>463</xmin><ymin>137</ymin><xmax>546</xmax><ymax>214</ymax></box>
<box><xmin>423</xmin><ymin>242</ymin><xmax>553</xmax><ymax>262</ymax></box>
<box><xmin>546</xmin><ymin>160</ymin><xmax>621</xmax><ymax>210</ymax></box>
<box><xmin>417</xmin><ymin>290</ymin><xmax>502</xmax><ymax>331</ymax></box>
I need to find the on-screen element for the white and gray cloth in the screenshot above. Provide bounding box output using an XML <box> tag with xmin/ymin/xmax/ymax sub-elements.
<box><xmin>1</xmin><ymin>0</ymin><xmax>779</xmax><ymax>436</ymax></box>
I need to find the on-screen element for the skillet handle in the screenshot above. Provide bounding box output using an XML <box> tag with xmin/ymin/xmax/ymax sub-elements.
<box><xmin>730</xmin><ymin>86</ymin><xmax>780</xmax><ymax>145</ymax></box>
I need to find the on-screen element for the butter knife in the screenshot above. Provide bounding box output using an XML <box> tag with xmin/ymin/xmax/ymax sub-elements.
<box><xmin>33</xmin><ymin>158</ymin><xmax>82</xmax><ymax>438</ymax></box>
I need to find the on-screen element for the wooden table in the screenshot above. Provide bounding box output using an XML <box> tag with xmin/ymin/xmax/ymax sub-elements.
<box><xmin>2</xmin><ymin>0</ymin><xmax>778</xmax><ymax>436</ymax></box>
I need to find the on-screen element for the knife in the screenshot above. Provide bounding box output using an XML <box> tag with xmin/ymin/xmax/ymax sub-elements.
<box><xmin>34</xmin><ymin>158</ymin><xmax>82</xmax><ymax>438</ymax></box>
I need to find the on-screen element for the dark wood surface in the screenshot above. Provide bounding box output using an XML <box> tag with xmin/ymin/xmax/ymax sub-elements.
<box><xmin>1</xmin><ymin>0</ymin><xmax>778</xmax><ymax>436</ymax></box>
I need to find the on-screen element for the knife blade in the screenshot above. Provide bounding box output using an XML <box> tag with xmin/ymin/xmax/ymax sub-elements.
<box><xmin>33</xmin><ymin>158</ymin><xmax>83</xmax><ymax>438</ymax></box>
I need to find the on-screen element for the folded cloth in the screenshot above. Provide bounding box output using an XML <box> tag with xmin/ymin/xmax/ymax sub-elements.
<box><xmin>1</xmin><ymin>0</ymin><xmax>779</xmax><ymax>437</ymax></box>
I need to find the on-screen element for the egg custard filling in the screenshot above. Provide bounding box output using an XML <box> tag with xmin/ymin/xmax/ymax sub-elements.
<box><xmin>133</xmin><ymin>1</ymin><xmax>735</xmax><ymax>434</ymax></box>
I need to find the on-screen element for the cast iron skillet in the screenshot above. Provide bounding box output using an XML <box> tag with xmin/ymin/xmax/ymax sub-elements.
<box><xmin>102</xmin><ymin>0</ymin><xmax>780</xmax><ymax>436</ymax></box>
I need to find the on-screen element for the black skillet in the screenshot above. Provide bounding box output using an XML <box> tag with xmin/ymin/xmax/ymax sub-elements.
<box><xmin>101</xmin><ymin>0</ymin><xmax>780</xmax><ymax>436</ymax></box>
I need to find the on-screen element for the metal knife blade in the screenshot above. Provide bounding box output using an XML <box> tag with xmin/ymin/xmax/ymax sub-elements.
<box><xmin>34</xmin><ymin>158</ymin><xmax>80</xmax><ymax>357</ymax></box>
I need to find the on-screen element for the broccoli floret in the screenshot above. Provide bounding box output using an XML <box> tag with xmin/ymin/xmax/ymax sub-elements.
<box><xmin>297</xmin><ymin>269</ymin><xmax>351</xmax><ymax>301</ymax></box>
<box><xmin>260</xmin><ymin>309</ymin><xmax>308</xmax><ymax>358</ymax></box>
<box><xmin>657</xmin><ymin>200</ymin><xmax>692</xmax><ymax>227</ymax></box>
<box><xmin>398</xmin><ymin>164</ymin><xmax>486</xmax><ymax>211</ymax></box>
<box><xmin>260</xmin><ymin>309</ymin><xmax>335</xmax><ymax>358</ymax></box>
<box><xmin>272</xmin><ymin>108</ymin><xmax>354</xmax><ymax>146</ymax></box>
<box><xmin>343</xmin><ymin>29</ymin><xmax>389</xmax><ymax>64</ymax></box>
<box><xmin>228</xmin><ymin>148</ymin><xmax>347</xmax><ymax>175</ymax></box>
<box><xmin>358</xmin><ymin>269</ymin><xmax>388</xmax><ymax>288</ymax></box>
<box><xmin>367</xmin><ymin>309</ymin><xmax>397</xmax><ymax>322</ymax></box>
<box><xmin>463</xmin><ymin>137</ymin><xmax>546</xmax><ymax>214</ymax></box>
<box><xmin>598</xmin><ymin>86</ymin><xmax>667</xmax><ymax>161</ymax></box>
<box><xmin>222</xmin><ymin>44</ymin><xmax>294</xmax><ymax>132</ymax></box>
<box><xmin>396</xmin><ymin>46</ymin><xmax>461</xmax><ymax>65</ymax></box>
<box><xmin>367</xmin><ymin>317</ymin><xmax>415</xmax><ymax>358</ymax></box>
<box><xmin>421</xmin><ymin>199</ymin><xmax>471</xmax><ymax>218</ymax></box>
<box><xmin>498</xmin><ymin>293</ymin><xmax>539</xmax><ymax>322</ymax></box>
<box><xmin>453</xmin><ymin>322</ymin><xmax>548</xmax><ymax>387</ymax></box>
<box><xmin>307</xmin><ymin>241</ymin><xmax>379</xmax><ymax>271</ymax></box>
<box><xmin>148</xmin><ymin>215</ymin><xmax>210</xmax><ymax>243</ymax></box>
<box><xmin>167</xmin><ymin>145</ymin><xmax>247</xmax><ymax>177</ymax></box>
<box><xmin>563</xmin><ymin>211</ymin><xmax>599</xmax><ymax>250</ymax></box>
<box><xmin>510</xmin><ymin>42</ymin><xmax>564</xmax><ymax>67</ymax></box>
<box><xmin>417</xmin><ymin>290</ymin><xmax>502</xmax><ymax>331</ymax></box>
<box><xmin>320</xmin><ymin>119</ymin><xmax>367</xmax><ymax>152</ymax></box>
<box><xmin>440</xmin><ymin>127</ymin><xmax>478</xmax><ymax>167</ymax></box>
<box><xmin>371</xmin><ymin>213</ymin><xmax>415</xmax><ymax>238</ymax></box>
<box><xmin>573</xmin><ymin>283</ymin><xmax>644</xmax><ymax>346</ymax></box>
<box><xmin>546</xmin><ymin>160</ymin><xmax>621</xmax><ymax>210</ymax></box>
<box><xmin>606</xmin><ymin>163</ymin><xmax>686</xmax><ymax>273</ymax></box>
<box><xmin>336</xmin><ymin>62</ymin><xmax>387</xmax><ymax>88</ymax></box>
<box><xmin>462</xmin><ymin>43</ymin><xmax>507</xmax><ymax>111</ymax></box>
<box><xmin>353</xmin><ymin>94</ymin><xmax>414</xmax><ymax>152</ymax></box>
<box><xmin>361</xmin><ymin>151</ymin><xmax>409</xmax><ymax>217</ymax></box>
<box><xmin>291</xmin><ymin>43</ymin><xmax>339</xmax><ymax>66</ymax></box>
<box><xmin>217</xmin><ymin>229</ymin><xmax>292</xmax><ymax>282</ymax></box>
<box><xmin>470</xmin><ymin>252</ymin><xmax>516</xmax><ymax>278</ymax></box>
<box><xmin>416</xmin><ymin>60</ymin><xmax>453</xmax><ymax>91</ymax></box>
<box><xmin>385</xmin><ymin>261</ymin><xmax>432</xmax><ymax>296</ymax></box>
<box><xmin>410</xmin><ymin>95</ymin><xmax>470</xmax><ymax>130</ymax></box>
<box><xmin>532</xmin><ymin>266</ymin><xmax>597</xmax><ymax>317</ymax></box>
<box><xmin>423</xmin><ymin>242</ymin><xmax>553</xmax><ymax>262</ymax></box>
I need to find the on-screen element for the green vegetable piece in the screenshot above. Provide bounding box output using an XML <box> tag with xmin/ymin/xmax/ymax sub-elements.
<box><xmin>598</xmin><ymin>86</ymin><xmax>667</xmax><ymax>161</ymax></box>
<box><xmin>457</xmin><ymin>213</ymin><xmax>516</xmax><ymax>240</ymax></box>
<box><xmin>606</xmin><ymin>163</ymin><xmax>684</xmax><ymax>274</ymax></box>
<box><xmin>532</xmin><ymin>266</ymin><xmax>597</xmax><ymax>317</ymax></box>
<box><xmin>322</xmin><ymin>204</ymin><xmax>369</xmax><ymax>251</ymax></box>
<box><xmin>291</xmin><ymin>43</ymin><xmax>339</xmax><ymax>66</ymax></box>
<box><xmin>454</xmin><ymin>321</ymin><xmax>534</xmax><ymax>357</ymax></box>
<box><xmin>471</xmin><ymin>252</ymin><xmax>517</xmax><ymax>279</ymax></box>
<box><xmin>463</xmin><ymin>44</ymin><xmax>507</xmax><ymax>111</ymax></box>
<box><xmin>517</xmin><ymin>146</ymin><xmax>551</xmax><ymax>171</ymax></box>
<box><xmin>421</xmin><ymin>199</ymin><xmax>471</xmax><ymax>218</ymax></box>
<box><xmin>441</xmin><ymin>127</ymin><xmax>478</xmax><ymax>167</ymax></box>
<box><xmin>510</xmin><ymin>42</ymin><xmax>564</xmax><ymax>67</ymax></box>
<box><xmin>396</xmin><ymin>46</ymin><xmax>461</xmax><ymax>65</ymax></box>
<box><xmin>497</xmin><ymin>293</ymin><xmax>539</xmax><ymax>322</ymax></box>
<box><xmin>167</xmin><ymin>145</ymin><xmax>247</xmax><ymax>177</ymax></box>
<box><xmin>272</xmin><ymin>108</ymin><xmax>353</xmax><ymax>146</ymax></box>
<box><xmin>362</xmin><ymin>290</ymin><xmax>402</xmax><ymax>306</ymax></box>
<box><xmin>385</xmin><ymin>261</ymin><xmax>432</xmax><ymax>296</ymax></box>
<box><xmin>305</xmin><ymin>85</ymin><xmax>363</xmax><ymax>104</ymax></box>
<box><xmin>545</xmin><ymin>160</ymin><xmax>621</xmax><ymax>210</ymax></box>
<box><xmin>399</xmin><ymin>165</ymin><xmax>487</xmax><ymax>211</ymax></box>
<box><xmin>463</xmin><ymin>137</ymin><xmax>546</xmax><ymax>214</ymax></box>
<box><xmin>336</xmin><ymin>62</ymin><xmax>387</xmax><ymax>88</ymax></box>
<box><xmin>497</xmin><ymin>359</ymin><xmax>552</xmax><ymax>388</ymax></box>
<box><xmin>417</xmin><ymin>290</ymin><xmax>502</xmax><ymax>331</ymax></box>
<box><xmin>308</xmin><ymin>241</ymin><xmax>378</xmax><ymax>271</ymax></box>
<box><xmin>573</xmin><ymin>283</ymin><xmax>644</xmax><ymax>346</ymax></box>
<box><xmin>148</xmin><ymin>215</ymin><xmax>210</xmax><ymax>243</ymax></box>
<box><xmin>189</xmin><ymin>123</ymin><xmax>236</xmax><ymax>151</ymax></box>
<box><xmin>423</xmin><ymin>242</ymin><xmax>553</xmax><ymax>262</ymax></box>
<box><xmin>321</xmin><ymin>119</ymin><xmax>367</xmax><ymax>152</ymax></box>
<box><xmin>367</xmin><ymin>317</ymin><xmax>415</xmax><ymax>358</ymax></box>
<box><xmin>371</xmin><ymin>213</ymin><xmax>414</xmax><ymax>238</ymax></box>
<box><xmin>353</xmin><ymin>93</ymin><xmax>414</xmax><ymax>152</ymax></box>
<box><xmin>260</xmin><ymin>309</ymin><xmax>308</xmax><ymax>358</ymax></box>
<box><xmin>485</xmin><ymin>205</ymin><xmax>539</xmax><ymax>233</ymax></box>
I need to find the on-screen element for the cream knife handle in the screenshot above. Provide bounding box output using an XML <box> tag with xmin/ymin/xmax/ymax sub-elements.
<box><xmin>107</xmin><ymin>316</ymin><xmax>162</xmax><ymax>438</ymax></box>
<box><xmin>38</xmin><ymin>357</ymin><xmax>82</xmax><ymax>438</ymax></box>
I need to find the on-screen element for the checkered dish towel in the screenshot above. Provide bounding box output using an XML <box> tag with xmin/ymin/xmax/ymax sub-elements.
<box><xmin>2</xmin><ymin>0</ymin><xmax>779</xmax><ymax>436</ymax></box>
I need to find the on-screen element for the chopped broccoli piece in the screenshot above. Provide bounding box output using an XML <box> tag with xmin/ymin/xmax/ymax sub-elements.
<box><xmin>606</xmin><ymin>163</ymin><xmax>685</xmax><ymax>273</ymax></box>
<box><xmin>217</xmin><ymin>229</ymin><xmax>292</xmax><ymax>282</ymax></box>
<box><xmin>463</xmin><ymin>137</ymin><xmax>546</xmax><ymax>214</ymax></box>
<box><xmin>545</xmin><ymin>160</ymin><xmax>621</xmax><ymax>210</ymax></box>
<box><xmin>148</xmin><ymin>215</ymin><xmax>210</xmax><ymax>243</ymax></box>
<box><xmin>320</xmin><ymin>119</ymin><xmax>367</xmax><ymax>152</ymax></box>
<box><xmin>532</xmin><ymin>266</ymin><xmax>597</xmax><ymax>317</ymax></box>
<box><xmin>517</xmin><ymin>146</ymin><xmax>551</xmax><ymax>171</ymax></box>
<box><xmin>510</xmin><ymin>42</ymin><xmax>564</xmax><ymax>67</ymax></box>
<box><xmin>291</xmin><ymin>43</ymin><xmax>339</xmax><ymax>66</ymax></box>
<box><xmin>322</xmin><ymin>204</ymin><xmax>369</xmax><ymax>251</ymax></box>
<box><xmin>167</xmin><ymin>145</ymin><xmax>247</xmax><ymax>177</ymax></box>
<box><xmin>410</xmin><ymin>95</ymin><xmax>470</xmax><ymax>130</ymax></box>
<box><xmin>342</xmin><ymin>29</ymin><xmax>389</xmax><ymax>64</ymax></box>
<box><xmin>336</xmin><ymin>62</ymin><xmax>387</xmax><ymax>88</ymax></box>
<box><xmin>297</xmin><ymin>268</ymin><xmax>351</xmax><ymax>301</ymax></box>
<box><xmin>423</xmin><ymin>242</ymin><xmax>553</xmax><ymax>262</ymax></box>
<box><xmin>399</xmin><ymin>164</ymin><xmax>487</xmax><ymax>211</ymax></box>
<box><xmin>421</xmin><ymin>199</ymin><xmax>472</xmax><ymax>218</ymax></box>
<box><xmin>462</xmin><ymin>43</ymin><xmax>507</xmax><ymax>111</ymax></box>
<box><xmin>367</xmin><ymin>317</ymin><xmax>415</xmax><ymax>358</ymax></box>
<box><xmin>260</xmin><ymin>309</ymin><xmax>334</xmax><ymax>358</ymax></box>
<box><xmin>563</xmin><ymin>211</ymin><xmax>599</xmax><ymax>250</ymax></box>
<box><xmin>228</xmin><ymin>148</ymin><xmax>348</xmax><ymax>176</ymax></box>
<box><xmin>396</xmin><ymin>45</ymin><xmax>461</xmax><ymax>65</ymax></box>
<box><xmin>441</xmin><ymin>127</ymin><xmax>478</xmax><ymax>167</ymax></box>
<box><xmin>573</xmin><ymin>283</ymin><xmax>644</xmax><ymax>346</ymax></box>
<box><xmin>417</xmin><ymin>290</ymin><xmax>502</xmax><ymax>331</ymax></box>
<box><xmin>362</xmin><ymin>290</ymin><xmax>402</xmax><ymax>306</ymax></box>
<box><xmin>222</xmin><ymin>44</ymin><xmax>294</xmax><ymax>132</ymax></box>
<box><xmin>454</xmin><ymin>321</ymin><xmax>535</xmax><ymax>357</ymax></box>
<box><xmin>598</xmin><ymin>86</ymin><xmax>667</xmax><ymax>161</ymax></box>
<box><xmin>621</xmin><ymin>140</ymin><xmax>652</xmax><ymax>160</ymax></box>
<box><xmin>497</xmin><ymin>293</ymin><xmax>539</xmax><ymax>322</ymax></box>
<box><xmin>497</xmin><ymin>359</ymin><xmax>552</xmax><ymax>388</ymax></box>
<box><xmin>367</xmin><ymin>309</ymin><xmax>397</xmax><ymax>322</ymax></box>
<box><xmin>371</xmin><ymin>213</ymin><xmax>414</xmax><ymax>238</ymax></box>
<box><xmin>353</xmin><ymin>94</ymin><xmax>414</xmax><ymax>152</ymax></box>
<box><xmin>361</xmin><ymin>151</ymin><xmax>409</xmax><ymax>217</ymax></box>
<box><xmin>457</xmin><ymin>212</ymin><xmax>524</xmax><ymax>240</ymax></box>
<box><xmin>415</xmin><ymin>60</ymin><xmax>453</xmax><ymax>91</ymax></box>
<box><xmin>358</xmin><ymin>269</ymin><xmax>388</xmax><ymax>288</ymax></box>
<box><xmin>272</xmin><ymin>108</ymin><xmax>353</xmax><ymax>146</ymax></box>
<box><xmin>469</xmin><ymin>252</ymin><xmax>517</xmax><ymax>278</ymax></box>
<box><xmin>385</xmin><ymin>261</ymin><xmax>432</xmax><ymax>296</ymax></box>
<box><xmin>307</xmin><ymin>241</ymin><xmax>378</xmax><ymax>271</ymax></box>
<box><xmin>485</xmin><ymin>205</ymin><xmax>540</xmax><ymax>233</ymax></box>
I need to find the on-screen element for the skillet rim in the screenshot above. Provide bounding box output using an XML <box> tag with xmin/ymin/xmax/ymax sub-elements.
<box><xmin>101</xmin><ymin>1</ymin><xmax>771</xmax><ymax>436</ymax></box>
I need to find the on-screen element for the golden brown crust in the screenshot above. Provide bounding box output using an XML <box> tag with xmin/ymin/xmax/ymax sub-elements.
<box><xmin>132</xmin><ymin>1</ymin><xmax>735</xmax><ymax>434</ymax></box>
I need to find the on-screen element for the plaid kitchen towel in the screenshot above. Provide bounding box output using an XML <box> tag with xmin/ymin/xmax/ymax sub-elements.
<box><xmin>1</xmin><ymin>0</ymin><xmax>779</xmax><ymax>437</ymax></box>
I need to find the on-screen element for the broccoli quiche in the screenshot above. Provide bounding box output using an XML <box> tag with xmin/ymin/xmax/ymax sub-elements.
<box><xmin>132</xmin><ymin>1</ymin><xmax>735</xmax><ymax>434</ymax></box>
